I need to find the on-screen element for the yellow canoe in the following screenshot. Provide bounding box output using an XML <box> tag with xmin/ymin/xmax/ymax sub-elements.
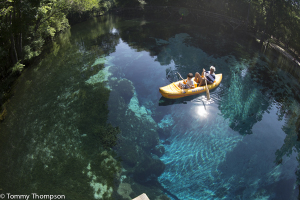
<box><xmin>159</xmin><ymin>74</ymin><xmax>222</xmax><ymax>99</ymax></box>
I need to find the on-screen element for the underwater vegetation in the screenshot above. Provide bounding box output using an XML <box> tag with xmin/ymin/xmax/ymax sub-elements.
<box><xmin>72</xmin><ymin>82</ymin><xmax>120</xmax><ymax>153</ymax></box>
<box><xmin>86</xmin><ymin>151</ymin><xmax>123</xmax><ymax>200</ymax></box>
<box><xmin>0</xmin><ymin>107</ymin><xmax>7</xmax><ymax>121</ymax></box>
<box><xmin>27</xmin><ymin>154</ymin><xmax>93</xmax><ymax>200</ymax></box>
<box><xmin>83</xmin><ymin>63</ymin><xmax>106</xmax><ymax>80</ymax></box>
<box><xmin>92</xmin><ymin>124</ymin><xmax>120</xmax><ymax>149</ymax></box>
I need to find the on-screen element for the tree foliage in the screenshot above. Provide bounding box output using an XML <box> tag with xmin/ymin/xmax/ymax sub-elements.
<box><xmin>1</xmin><ymin>0</ymin><xmax>300</xmax><ymax>84</ymax></box>
<box><xmin>0</xmin><ymin>0</ymin><xmax>117</xmax><ymax>81</ymax></box>
<box><xmin>141</xmin><ymin>0</ymin><xmax>300</xmax><ymax>55</ymax></box>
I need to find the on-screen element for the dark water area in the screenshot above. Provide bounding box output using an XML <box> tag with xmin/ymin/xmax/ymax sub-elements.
<box><xmin>1</xmin><ymin>14</ymin><xmax>300</xmax><ymax>200</ymax></box>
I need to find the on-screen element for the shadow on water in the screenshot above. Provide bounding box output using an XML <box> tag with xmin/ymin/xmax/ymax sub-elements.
<box><xmin>158</xmin><ymin>93</ymin><xmax>212</xmax><ymax>107</ymax></box>
<box><xmin>158</xmin><ymin>96</ymin><xmax>188</xmax><ymax>106</ymax></box>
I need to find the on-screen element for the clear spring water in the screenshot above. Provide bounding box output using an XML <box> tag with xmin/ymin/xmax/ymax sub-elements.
<box><xmin>0</xmin><ymin>15</ymin><xmax>300</xmax><ymax>199</ymax></box>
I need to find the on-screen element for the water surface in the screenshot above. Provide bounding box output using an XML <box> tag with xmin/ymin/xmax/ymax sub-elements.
<box><xmin>0</xmin><ymin>14</ymin><xmax>299</xmax><ymax>200</ymax></box>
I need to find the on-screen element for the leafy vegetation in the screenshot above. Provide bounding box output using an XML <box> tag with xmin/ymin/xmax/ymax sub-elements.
<box><xmin>123</xmin><ymin>0</ymin><xmax>300</xmax><ymax>57</ymax></box>
<box><xmin>1</xmin><ymin>0</ymin><xmax>299</xmax><ymax>88</ymax></box>
<box><xmin>0</xmin><ymin>0</ymin><xmax>117</xmax><ymax>89</ymax></box>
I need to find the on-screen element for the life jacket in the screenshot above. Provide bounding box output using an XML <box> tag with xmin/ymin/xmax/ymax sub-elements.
<box><xmin>205</xmin><ymin>72</ymin><xmax>215</xmax><ymax>83</ymax></box>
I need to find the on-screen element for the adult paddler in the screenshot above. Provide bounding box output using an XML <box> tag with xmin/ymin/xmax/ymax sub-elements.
<box><xmin>194</xmin><ymin>66</ymin><xmax>216</xmax><ymax>86</ymax></box>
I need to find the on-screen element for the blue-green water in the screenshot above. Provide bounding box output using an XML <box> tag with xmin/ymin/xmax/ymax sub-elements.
<box><xmin>1</xmin><ymin>15</ymin><xmax>300</xmax><ymax>199</ymax></box>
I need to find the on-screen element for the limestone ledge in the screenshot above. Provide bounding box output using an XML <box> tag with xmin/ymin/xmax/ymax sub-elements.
<box><xmin>127</xmin><ymin>92</ymin><xmax>156</xmax><ymax>126</ymax></box>
<box><xmin>158</xmin><ymin>114</ymin><xmax>174</xmax><ymax>129</ymax></box>
<box><xmin>85</xmin><ymin>56</ymin><xmax>115</xmax><ymax>86</ymax></box>
<box><xmin>84</xmin><ymin>151</ymin><xmax>121</xmax><ymax>199</ymax></box>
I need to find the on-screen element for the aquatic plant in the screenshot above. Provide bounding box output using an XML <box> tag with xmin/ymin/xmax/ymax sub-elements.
<box><xmin>92</xmin><ymin>124</ymin><xmax>120</xmax><ymax>149</ymax></box>
<box><xmin>82</xmin><ymin>63</ymin><xmax>105</xmax><ymax>81</ymax></box>
<box><xmin>18</xmin><ymin>154</ymin><xmax>94</xmax><ymax>200</ymax></box>
<box><xmin>0</xmin><ymin>107</ymin><xmax>7</xmax><ymax>121</ymax></box>
<box><xmin>73</xmin><ymin>82</ymin><xmax>121</xmax><ymax>153</ymax></box>
<box><xmin>87</xmin><ymin>151</ymin><xmax>122</xmax><ymax>199</ymax></box>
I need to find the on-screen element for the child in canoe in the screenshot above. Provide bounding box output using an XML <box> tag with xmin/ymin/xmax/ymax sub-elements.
<box><xmin>178</xmin><ymin>73</ymin><xmax>195</xmax><ymax>89</ymax></box>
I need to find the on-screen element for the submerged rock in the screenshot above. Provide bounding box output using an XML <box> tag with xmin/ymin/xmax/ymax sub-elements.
<box><xmin>110</xmin><ymin>78</ymin><xmax>135</xmax><ymax>105</ymax></box>
<box><xmin>116</xmin><ymin>139</ymin><xmax>142</xmax><ymax>168</ymax></box>
<box><xmin>155</xmin><ymin>195</ymin><xmax>171</xmax><ymax>200</ymax></box>
<box><xmin>133</xmin><ymin>156</ymin><xmax>165</xmax><ymax>183</ymax></box>
<box><xmin>127</xmin><ymin>94</ymin><xmax>156</xmax><ymax>125</ymax></box>
<box><xmin>152</xmin><ymin>144</ymin><xmax>165</xmax><ymax>157</ymax></box>
<box><xmin>89</xmin><ymin>181</ymin><xmax>113</xmax><ymax>199</ymax></box>
<box><xmin>117</xmin><ymin>182</ymin><xmax>133</xmax><ymax>200</ymax></box>
<box><xmin>162</xmin><ymin>140</ymin><xmax>171</xmax><ymax>145</ymax></box>
<box><xmin>157</xmin><ymin>114</ymin><xmax>174</xmax><ymax>139</ymax></box>
<box><xmin>85</xmin><ymin>56</ymin><xmax>115</xmax><ymax>86</ymax></box>
<box><xmin>158</xmin><ymin>114</ymin><xmax>174</xmax><ymax>130</ymax></box>
<box><xmin>83</xmin><ymin>151</ymin><xmax>122</xmax><ymax>199</ymax></box>
<box><xmin>157</xmin><ymin>127</ymin><xmax>171</xmax><ymax>139</ymax></box>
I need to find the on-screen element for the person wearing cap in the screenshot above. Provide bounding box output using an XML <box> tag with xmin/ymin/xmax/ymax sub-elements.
<box><xmin>194</xmin><ymin>66</ymin><xmax>216</xmax><ymax>86</ymax></box>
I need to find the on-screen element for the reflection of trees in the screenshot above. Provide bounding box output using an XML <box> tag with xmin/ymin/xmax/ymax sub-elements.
<box><xmin>219</xmin><ymin>71</ymin><xmax>270</xmax><ymax>135</ymax></box>
<box><xmin>250</xmin><ymin>53</ymin><xmax>300</xmax><ymax>164</ymax></box>
<box><xmin>246</xmin><ymin>51</ymin><xmax>300</xmax><ymax>189</ymax></box>
<box><xmin>70</xmin><ymin>15</ymin><xmax>121</xmax><ymax>53</ymax></box>
<box><xmin>272</xmin><ymin>96</ymin><xmax>300</xmax><ymax>197</ymax></box>
<box><xmin>117</xmin><ymin>16</ymin><xmax>239</xmax><ymax>59</ymax></box>
<box><xmin>275</xmin><ymin>102</ymin><xmax>299</xmax><ymax>158</ymax></box>
<box><xmin>216</xmin><ymin>52</ymin><xmax>277</xmax><ymax>135</ymax></box>
<box><xmin>272</xmin><ymin>95</ymin><xmax>300</xmax><ymax>163</ymax></box>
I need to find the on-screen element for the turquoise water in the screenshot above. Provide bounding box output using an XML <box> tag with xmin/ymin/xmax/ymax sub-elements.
<box><xmin>0</xmin><ymin>15</ymin><xmax>300</xmax><ymax>199</ymax></box>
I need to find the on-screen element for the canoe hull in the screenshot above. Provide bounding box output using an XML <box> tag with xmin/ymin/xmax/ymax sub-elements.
<box><xmin>159</xmin><ymin>74</ymin><xmax>222</xmax><ymax>99</ymax></box>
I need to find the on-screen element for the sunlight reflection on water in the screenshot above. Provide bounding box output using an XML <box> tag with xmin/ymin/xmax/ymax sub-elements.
<box><xmin>195</xmin><ymin>105</ymin><xmax>208</xmax><ymax>118</ymax></box>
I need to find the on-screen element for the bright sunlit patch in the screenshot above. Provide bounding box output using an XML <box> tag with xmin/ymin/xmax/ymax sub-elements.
<box><xmin>140</xmin><ymin>20</ymin><xmax>147</xmax><ymax>26</ymax></box>
<box><xmin>195</xmin><ymin>105</ymin><xmax>208</xmax><ymax>118</ymax></box>
<box><xmin>191</xmin><ymin>96</ymin><xmax>214</xmax><ymax>118</ymax></box>
<box><xmin>111</xmin><ymin>28</ymin><xmax>118</xmax><ymax>34</ymax></box>
<box><xmin>241</xmin><ymin>68</ymin><xmax>248</xmax><ymax>78</ymax></box>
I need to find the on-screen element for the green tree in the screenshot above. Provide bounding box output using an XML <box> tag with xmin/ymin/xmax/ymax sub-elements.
<box><xmin>0</xmin><ymin>0</ymin><xmax>113</xmax><ymax>79</ymax></box>
<box><xmin>0</xmin><ymin>0</ymin><xmax>70</xmax><ymax>77</ymax></box>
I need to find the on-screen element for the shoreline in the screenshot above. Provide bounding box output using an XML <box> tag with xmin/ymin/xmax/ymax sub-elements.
<box><xmin>268</xmin><ymin>42</ymin><xmax>300</xmax><ymax>66</ymax></box>
<box><xmin>247</xmin><ymin>31</ymin><xmax>300</xmax><ymax>66</ymax></box>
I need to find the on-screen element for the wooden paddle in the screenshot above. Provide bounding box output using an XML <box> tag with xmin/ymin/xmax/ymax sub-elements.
<box><xmin>204</xmin><ymin>77</ymin><xmax>210</xmax><ymax>100</ymax></box>
<box><xmin>175</xmin><ymin>72</ymin><xmax>184</xmax><ymax>91</ymax></box>
<box><xmin>177</xmin><ymin>72</ymin><xmax>185</xmax><ymax>81</ymax></box>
